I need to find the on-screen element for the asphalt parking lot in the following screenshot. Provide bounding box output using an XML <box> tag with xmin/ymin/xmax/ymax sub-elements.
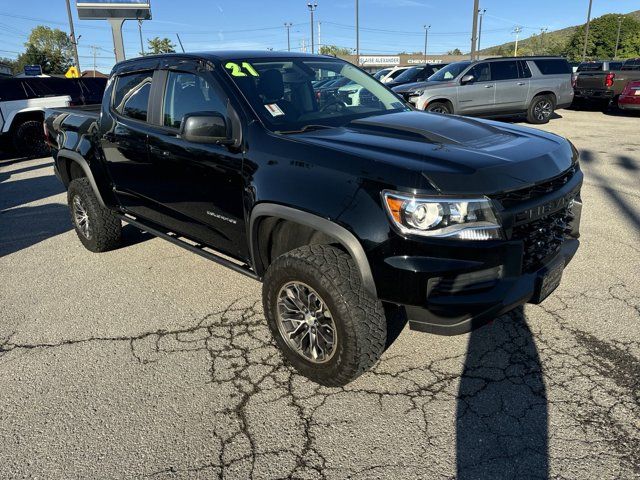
<box><xmin>1</xmin><ymin>108</ymin><xmax>638</xmax><ymax>479</ymax></box>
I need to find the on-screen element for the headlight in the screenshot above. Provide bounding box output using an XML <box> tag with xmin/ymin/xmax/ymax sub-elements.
<box><xmin>382</xmin><ymin>191</ymin><xmax>502</xmax><ymax>240</ymax></box>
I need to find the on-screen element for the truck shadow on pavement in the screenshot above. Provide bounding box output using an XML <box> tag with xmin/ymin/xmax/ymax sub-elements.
<box><xmin>456</xmin><ymin>307</ymin><xmax>548</xmax><ymax>479</ymax></box>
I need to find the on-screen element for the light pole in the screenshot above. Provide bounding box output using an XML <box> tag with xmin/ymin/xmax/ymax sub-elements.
<box><xmin>307</xmin><ymin>2</ymin><xmax>318</xmax><ymax>54</ymax></box>
<box><xmin>614</xmin><ymin>15</ymin><xmax>623</xmax><ymax>59</ymax></box>
<box><xmin>65</xmin><ymin>0</ymin><xmax>81</xmax><ymax>72</ymax></box>
<box><xmin>138</xmin><ymin>19</ymin><xmax>145</xmax><ymax>55</ymax></box>
<box><xmin>470</xmin><ymin>0</ymin><xmax>480</xmax><ymax>60</ymax></box>
<box><xmin>582</xmin><ymin>0</ymin><xmax>593</xmax><ymax>61</ymax></box>
<box><xmin>285</xmin><ymin>23</ymin><xmax>293</xmax><ymax>52</ymax></box>
<box><xmin>540</xmin><ymin>27</ymin><xmax>548</xmax><ymax>54</ymax></box>
<box><xmin>477</xmin><ymin>9</ymin><xmax>486</xmax><ymax>55</ymax></box>
<box><xmin>423</xmin><ymin>25</ymin><xmax>431</xmax><ymax>63</ymax></box>
<box><xmin>513</xmin><ymin>26</ymin><xmax>523</xmax><ymax>57</ymax></box>
<box><xmin>355</xmin><ymin>0</ymin><xmax>360</xmax><ymax>62</ymax></box>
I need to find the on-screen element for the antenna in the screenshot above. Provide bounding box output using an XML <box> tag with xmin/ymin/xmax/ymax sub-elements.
<box><xmin>176</xmin><ymin>33</ymin><xmax>185</xmax><ymax>53</ymax></box>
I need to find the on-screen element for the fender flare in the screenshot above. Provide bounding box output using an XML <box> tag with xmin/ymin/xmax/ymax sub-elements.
<box><xmin>249</xmin><ymin>203</ymin><xmax>377</xmax><ymax>298</ymax></box>
<box><xmin>2</xmin><ymin>107</ymin><xmax>46</xmax><ymax>134</ymax></box>
<box><xmin>56</xmin><ymin>150</ymin><xmax>107</xmax><ymax>207</ymax></box>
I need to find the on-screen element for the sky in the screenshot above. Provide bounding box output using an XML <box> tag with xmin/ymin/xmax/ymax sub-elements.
<box><xmin>0</xmin><ymin>0</ymin><xmax>637</xmax><ymax>72</ymax></box>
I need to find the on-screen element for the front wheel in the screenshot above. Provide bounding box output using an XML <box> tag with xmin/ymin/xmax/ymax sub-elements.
<box><xmin>527</xmin><ymin>95</ymin><xmax>555</xmax><ymax>124</ymax></box>
<box><xmin>263</xmin><ymin>245</ymin><xmax>387</xmax><ymax>386</ymax></box>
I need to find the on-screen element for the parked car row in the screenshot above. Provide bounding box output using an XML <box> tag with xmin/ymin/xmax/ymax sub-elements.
<box><xmin>390</xmin><ymin>56</ymin><xmax>574</xmax><ymax>124</ymax></box>
<box><xmin>573</xmin><ymin>58</ymin><xmax>640</xmax><ymax>109</ymax></box>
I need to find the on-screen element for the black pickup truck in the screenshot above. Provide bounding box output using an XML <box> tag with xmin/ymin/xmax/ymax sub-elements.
<box><xmin>45</xmin><ymin>51</ymin><xmax>583</xmax><ymax>386</ymax></box>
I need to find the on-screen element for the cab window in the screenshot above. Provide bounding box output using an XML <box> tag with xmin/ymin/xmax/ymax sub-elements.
<box><xmin>162</xmin><ymin>72</ymin><xmax>227</xmax><ymax>129</ymax></box>
<box><xmin>113</xmin><ymin>72</ymin><xmax>153</xmax><ymax>121</ymax></box>
<box><xmin>467</xmin><ymin>63</ymin><xmax>491</xmax><ymax>82</ymax></box>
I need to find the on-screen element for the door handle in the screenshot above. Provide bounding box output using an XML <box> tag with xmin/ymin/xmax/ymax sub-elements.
<box><xmin>484</xmin><ymin>84</ymin><xmax>494</xmax><ymax>88</ymax></box>
<box><xmin>150</xmin><ymin>146</ymin><xmax>170</xmax><ymax>157</ymax></box>
<box><xmin>517</xmin><ymin>82</ymin><xmax>526</xmax><ymax>86</ymax></box>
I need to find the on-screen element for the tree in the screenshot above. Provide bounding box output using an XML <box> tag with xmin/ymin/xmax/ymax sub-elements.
<box><xmin>0</xmin><ymin>57</ymin><xmax>17</xmax><ymax>74</ymax></box>
<box><xmin>147</xmin><ymin>37</ymin><xmax>176</xmax><ymax>54</ymax></box>
<box><xmin>319</xmin><ymin>45</ymin><xmax>352</xmax><ymax>56</ymax></box>
<box><xmin>446</xmin><ymin>48</ymin><xmax>463</xmax><ymax>55</ymax></box>
<box><xmin>15</xmin><ymin>26</ymin><xmax>73</xmax><ymax>75</ymax></box>
<box><xmin>565</xmin><ymin>13</ymin><xmax>640</xmax><ymax>61</ymax></box>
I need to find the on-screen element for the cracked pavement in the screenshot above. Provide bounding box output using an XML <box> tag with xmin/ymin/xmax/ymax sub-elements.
<box><xmin>1</xmin><ymin>109</ymin><xmax>639</xmax><ymax>479</ymax></box>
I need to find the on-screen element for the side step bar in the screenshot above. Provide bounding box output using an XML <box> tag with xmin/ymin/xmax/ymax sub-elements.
<box><xmin>119</xmin><ymin>214</ymin><xmax>260</xmax><ymax>281</ymax></box>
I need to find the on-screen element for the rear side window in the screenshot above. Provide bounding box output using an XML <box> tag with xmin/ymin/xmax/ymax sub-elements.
<box><xmin>490</xmin><ymin>61</ymin><xmax>519</xmax><ymax>81</ymax></box>
<box><xmin>533</xmin><ymin>59</ymin><xmax>571</xmax><ymax>75</ymax></box>
<box><xmin>113</xmin><ymin>72</ymin><xmax>153</xmax><ymax>121</ymax></box>
<box><xmin>518</xmin><ymin>61</ymin><xmax>532</xmax><ymax>78</ymax></box>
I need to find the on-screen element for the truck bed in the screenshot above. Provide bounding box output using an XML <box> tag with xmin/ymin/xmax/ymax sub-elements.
<box><xmin>54</xmin><ymin>103</ymin><xmax>101</xmax><ymax>119</ymax></box>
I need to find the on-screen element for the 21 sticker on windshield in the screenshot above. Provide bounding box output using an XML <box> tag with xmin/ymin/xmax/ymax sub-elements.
<box><xmin>225</xmin><ymin>62</ymin><xmax>260</xmax><ymax>77</ymax></box>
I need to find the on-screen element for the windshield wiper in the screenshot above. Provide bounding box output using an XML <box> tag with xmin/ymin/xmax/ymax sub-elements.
<box><xmin>276</xmin><ymin>124</ymin><xmax>334</xmax><ymax>135</ymax></box>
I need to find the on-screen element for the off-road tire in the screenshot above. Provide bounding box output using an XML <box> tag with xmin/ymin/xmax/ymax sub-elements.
<box><xmin>263</xmin><ymin>245</ymin><xmax>387</xmax><ymax>386</ymax></box>
<box><xmin>425</xmin><ymin>101</ymin><xmax>452</xmax><ymax>114</ymax></box>
<box><xmin>12</xmin><ymin>120</ymin><xmax>49</xmax><ymax>158</ymax></box>
<box><xmin>67</xmin><ymin>178</ymin><xmax>122</xmax><ymax>253</ymax></box>
<box><xmin>527</xmin><ymin>94</ymin><xmax>555</xmax><ymax>124</ymax></box>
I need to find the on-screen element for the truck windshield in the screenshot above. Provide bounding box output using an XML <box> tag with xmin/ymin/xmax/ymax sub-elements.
<box><xmin>223</xmin><ymin>57</ymin><xmax>409</xmax><ymax>133</ymax></box>
<box><xmin>428</xmin><ymin>61</ymin><xmax>471</xmax><ymax>82</ymax></box>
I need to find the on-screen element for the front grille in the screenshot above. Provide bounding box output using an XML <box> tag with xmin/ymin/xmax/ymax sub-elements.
<box><xmin>512</xmin><ymin>207</ymin><xmax>574</xmax><ymax>272</ymax></box>
<box><xmin>495</xmin><ymin>165</ymin><xmax>577</xmax><ymax>208</ymax></box>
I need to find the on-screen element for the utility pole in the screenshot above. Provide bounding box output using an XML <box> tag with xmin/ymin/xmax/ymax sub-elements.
<box><xmin>423</xmin><ymin>25</ymin><xmax>431</xmax><ymax>63</ymax></box>
<box><xmin>355</xmin><ymin>0</ymin><xmax>360</xmax><ymax>61</ymax></box>
<box><xmin>477</xmin><ymin>9</ymin><xmax>486</xmax><ymax>55</ymax></box>
<box><xmin>614</xmin><ymin>15</ymin><xmax>623</xmax><ymax>59</ymax></box>
<box><xmin>89</xmin><ymin>45</ymin><xmax>99</xmax><ymax>76</ymax></box>
<box><xmin>285</xmin><ymin>23</ymin><xmax>293</xmax><ymax>52</ymax></box>
<box><xmin>307</xmin><ymin>2</ymin><xmax>318</xmax><ymax>54</ymax></box>
<box><xmin>513</xmin><ymin>26</ymin><xmax>523</xmax><ymax>57</ymax></box>
<box><xmin>65</xmin><ymin>0</ymin><xmax>81</xmax><ymax>72</ymax></box>
<box><xmin>582</xmin><ymin>0</ymin><xmax>593</xmax><ymax>61</ymax></box>
<box><xmin>318</xmin><ymin>21</ymin><xmax>321</xmax><ymax>50</ymax></box>
<box><xmin>138</xmin><ymin>19</ymin><xmax>145</xmax><ymax>55</ymax></box>
<box><xmin>470</xmin><ymin>0</ymin><xmax>480</xmax><ymax>60</ymax></box>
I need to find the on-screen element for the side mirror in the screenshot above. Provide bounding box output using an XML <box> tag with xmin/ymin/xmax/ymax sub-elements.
<box><xmin>180</xmin><ymin>112</ymin><xmax>232</xmax><ymax>144</ymax></box>
<box><xmin>460</xmin><ymin>74</ymin><xmax>475</xmax><ymax>85</ymax></box>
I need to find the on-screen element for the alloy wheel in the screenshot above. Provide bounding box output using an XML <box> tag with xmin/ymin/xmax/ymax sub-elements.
<box><xmin>276</xmin><ymin>282</ymin><xmax>337</xmax><ymax>364</ymax></box>
<box><xmin>72</xmin><ymin>195</ymin><xmax>91</xmax><ymax>239</ymax></box>
<box><xmin>534</xmin><ymin>100</ymin><xmax>552</xmax><ymax>121</ymax></box>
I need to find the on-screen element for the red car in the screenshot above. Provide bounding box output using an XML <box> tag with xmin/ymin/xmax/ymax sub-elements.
<box><xmin>618</xmin><ymin>80</ymin><xmax>640</xmax><ymax>111</ymax></box>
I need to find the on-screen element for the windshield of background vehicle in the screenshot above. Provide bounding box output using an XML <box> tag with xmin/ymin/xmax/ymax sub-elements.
<box><xmin>224</xmin><ymin>58</ymin><xmax>409</xmax><ymax>132</ymax></box>
<box><xmin>427</xmin><ymin>61</ymin><xmax>471</xmax><ymax>82</ymax></box>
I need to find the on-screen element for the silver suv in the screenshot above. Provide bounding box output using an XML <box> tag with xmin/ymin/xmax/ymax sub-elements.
<box><xmin>407</xmin><ymin>57</ymin><xmax>574</xmax><ymax>124</ymax></box>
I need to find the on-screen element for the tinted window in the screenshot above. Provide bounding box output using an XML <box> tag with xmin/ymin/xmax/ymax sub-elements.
<box><xmin>490</xmin><ymin>61</ymin><xmax>519</xmax><ymax>80</ymax></box>
<box><xmin>609</xmin><ymin>62</ymin><xmax>623</xmax><ymax>71</ymax></box>
<box><xmin>533</xmin><ymin>59</ymin><xmax>571</xmax><ymax>75</ymax></box>
<box><xmin>114</xmin><ymin>72</ymin><xmax>152</xmax><ymax>121</ymax></box>
<box><xmin>518</xmin><ymin>61</ymin><xmax>532</xmax><ymax>78</ymax></box>
<box><xmin>393</xmin><ymin>67</ymin><xmax>420</xmax><ymax>83</ymax></box>
<box><xmin>467</xmin><ymin>63</ymin><xmax>491</xmax><ymax>82</ymax></box>
<box><xmin>577</xmin><ymin>62</ymin><xmax>603</xmax><ymax>72</ymax></box>
<box><xmin>162</xmin><ymin>72</ymin><xmax>227</xmax><ymax>129</ymax></box>
<box><xmin>621</xmin><ymin>59</ymin><xmax>640</xmax><ymax>71</ymax></box>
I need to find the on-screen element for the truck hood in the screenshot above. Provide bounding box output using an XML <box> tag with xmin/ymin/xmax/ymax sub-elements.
<box><xmin>392</xmin><ymin>80</ymin><xmax>455</xmax><ymax>93</ymax></box>
<box><xmin>290</xmin><ymin>111</ymin><xmax>576</xmax><ymax>195</ymax></box>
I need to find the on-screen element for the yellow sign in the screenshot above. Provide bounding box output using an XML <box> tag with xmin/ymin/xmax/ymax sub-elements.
<box><xmin>65</xmin><ymin>66</ymin><xmax>80</xmax><ymax>78</ymax></box>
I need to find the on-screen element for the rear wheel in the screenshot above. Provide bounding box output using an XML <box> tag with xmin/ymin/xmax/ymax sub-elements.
<box><xmin>425</xmin><ymin>101</ymin><xmax>452</xmax><ymax>114</ymax></box>
<box><xmin>67</xmin><ymin>178</ymin><xmax>122</xmax><ymax>252</ymax></box>
<box><xmin>12</xmin><ymin>120</ymin><xmax>49</xmax><ymax>158</ymax></box>
<box><xmin>527</xmin><ymin>95</ymin><xmax>555</xmax><ymax>124</ymax></box>
<box><xmin>263</xmin><ymin>245</ymin><xmax>387</xmax><ymax>386</ymax></box>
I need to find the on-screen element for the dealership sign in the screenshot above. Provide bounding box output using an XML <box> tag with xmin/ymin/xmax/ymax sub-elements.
<box><xmin>358</xmin><ymin>56</ymin><xmax>400</xmax><ymax>66</ymax></box>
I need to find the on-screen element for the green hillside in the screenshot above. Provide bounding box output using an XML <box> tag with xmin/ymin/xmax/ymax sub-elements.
<box><xmin>479</xmin><ymin>9</ymin><xmax>640</xmax><ymax>60</ymax></box>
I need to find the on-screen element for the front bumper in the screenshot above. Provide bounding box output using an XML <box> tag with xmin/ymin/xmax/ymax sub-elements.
<box><xmin>371</xmin><ymin>168</ymin><xmax>583</xmax><ymax>336</ymax></box>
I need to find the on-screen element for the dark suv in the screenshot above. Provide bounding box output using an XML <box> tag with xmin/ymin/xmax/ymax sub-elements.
<box><xmin>45</xmin><ymin>52</ymin><xmax>582</xmax><ymax>385</ymax></box>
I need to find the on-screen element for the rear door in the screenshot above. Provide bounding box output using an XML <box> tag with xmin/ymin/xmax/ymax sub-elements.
<box><xmin>456</xmin><ymin>62</ymin><xmax>495</xmax><ymax>114</ymax></box>
<box><xmin>493</xmin><ymin>60</ymin><xmax>529</xmax><ymax>111</ymax></box>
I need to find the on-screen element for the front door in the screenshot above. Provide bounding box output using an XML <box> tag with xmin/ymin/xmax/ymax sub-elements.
<box><xmin>456</xmin><ymin>62</ymin><xmax>495</xmax><ymax>114</ymax></box>
<box><xmin>143</xmin><ymin>68</ymin><xmax>248</xmax><ymax>260</ymax></box>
